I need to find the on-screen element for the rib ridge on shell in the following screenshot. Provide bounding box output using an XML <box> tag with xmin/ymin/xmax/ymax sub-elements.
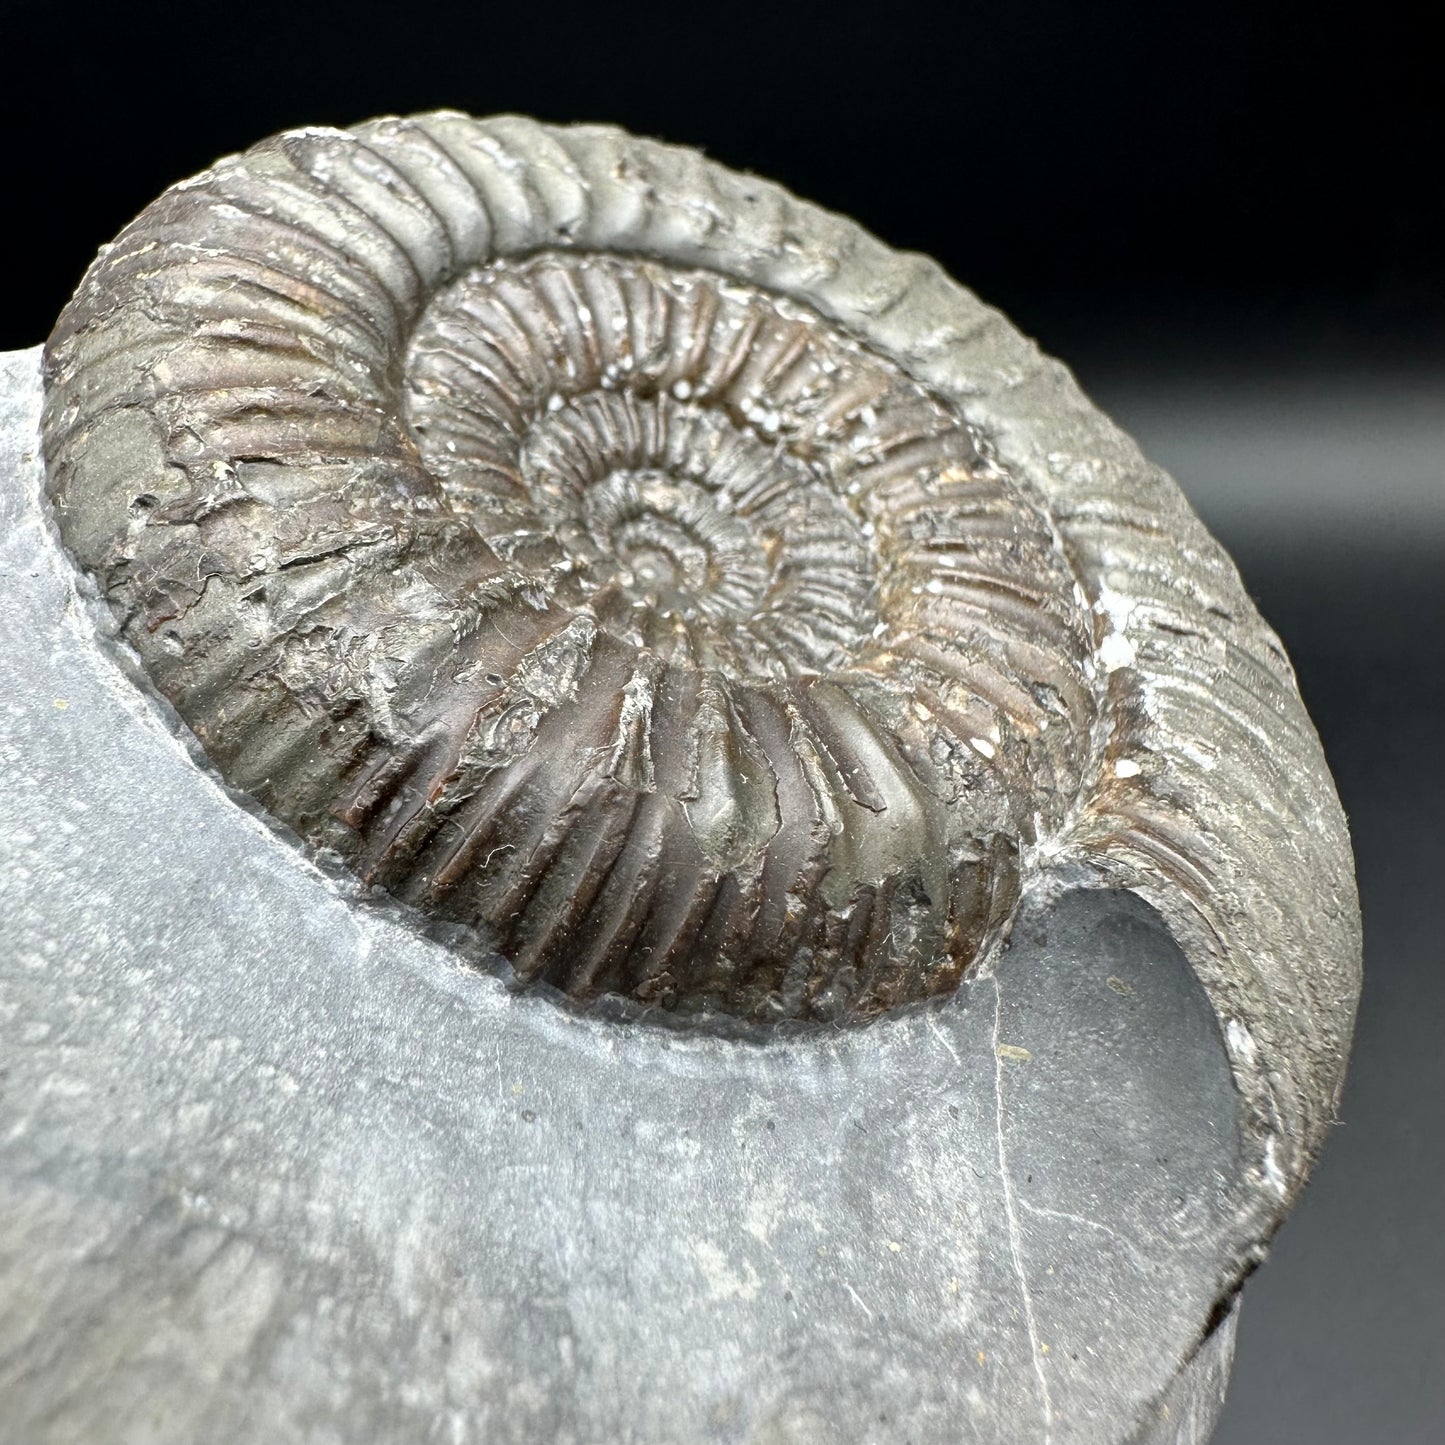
<box><xmin>42</xmin><ymin>113</ymin><xmax>1359</xmax><ymax>1205</ymax></box>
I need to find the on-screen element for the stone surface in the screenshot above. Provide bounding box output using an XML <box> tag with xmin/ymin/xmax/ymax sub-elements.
<box><xmin>2</xmin><ymin>346</ymin><xmax>1248</xmax><ymax>1441</ymax></box>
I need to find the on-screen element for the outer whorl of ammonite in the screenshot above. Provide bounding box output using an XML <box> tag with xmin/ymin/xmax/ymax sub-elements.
<box><xmin>40</xmin><ymin>128</ymin><xmax>1092</xmax><ymax>1024</ymax></box>
<box><xmin>41</xmin><ymin>113</ymin><xmax>1359</xmax><ymax>1191</ymax></box>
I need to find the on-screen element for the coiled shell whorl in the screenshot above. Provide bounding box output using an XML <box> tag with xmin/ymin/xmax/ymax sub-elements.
<box><xmin>42</xmin><ymin>114</ymin><xmax>1358</xmax><ymax>1197</ymax></box>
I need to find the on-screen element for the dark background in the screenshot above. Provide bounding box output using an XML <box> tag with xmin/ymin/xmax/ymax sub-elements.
<box><xmin>3</xmin><ymin>2</ymin><xmax>1439</xmax><ymax>1439</ymax></box>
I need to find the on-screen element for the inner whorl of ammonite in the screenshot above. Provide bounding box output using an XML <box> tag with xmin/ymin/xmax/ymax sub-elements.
<box><xmin>404</xmin><ymin>256</ymin><xmax>882</xmax><ymax>682</ymax></box>
<box><xmin>42</xmin><ymin>121</ymin><xmax>1103</xmax><ymax>1027</ymax></box>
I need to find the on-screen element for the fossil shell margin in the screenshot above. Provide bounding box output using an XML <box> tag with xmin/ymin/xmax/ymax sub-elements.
<box><xmin>40</xmin><ymin>111</ymin><xmax>1360</xmax><ymax>1208</ymax></box>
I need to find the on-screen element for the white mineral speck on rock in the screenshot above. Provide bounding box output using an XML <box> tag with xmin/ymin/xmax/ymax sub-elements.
<box><xmin>1099</xmin><ymin>633</ymin><xmax>1137</xmax><ymax>672</ymax></box>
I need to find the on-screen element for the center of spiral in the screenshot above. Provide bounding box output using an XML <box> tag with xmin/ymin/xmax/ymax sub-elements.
<box><xmin>571</xmin><ymin>462</ymin><xmax>771</xmax><ymax>617</ymax></box>
<box><xmin>510</xmin><ymin>398</ymin><xmax>807</xmax><ymax>669</ymax></box>
<box><xmin>623</xmin><ymin>547</ymin><xmax>678</xmax><ymax>593</ymax></box>
<box><xmin>580</xmin><ymin>471</ymin><xmax>717</xmax><ymax>605</ymax></box>
<box><xmin>403</xmin><ymin>253</ymin><xmax>898</xmax><ymax>678</ymax></box>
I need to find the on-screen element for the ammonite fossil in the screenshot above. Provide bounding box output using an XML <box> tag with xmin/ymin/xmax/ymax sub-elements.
<box><xmin>41</xmin><ymin>112</ymin><xmax>1359</xmax><ymax>1187</ymax></box>
<box><xmin>4</xmin><ymin>110</ymin><xmax>1367</xmax><ymax>1445</ymax></box>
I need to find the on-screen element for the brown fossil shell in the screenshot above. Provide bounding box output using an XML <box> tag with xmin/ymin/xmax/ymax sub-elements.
<box><xmin>40</xmin><ymin>114</ymin><xmax>1359</xmax><ymax>1186</ymax></box>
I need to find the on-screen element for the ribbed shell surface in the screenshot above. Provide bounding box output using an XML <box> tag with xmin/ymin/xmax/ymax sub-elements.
<box><xmin>42</xmin><ymin>113</ymin><xmax>1359</xmax><ymax>1205</ymax></box>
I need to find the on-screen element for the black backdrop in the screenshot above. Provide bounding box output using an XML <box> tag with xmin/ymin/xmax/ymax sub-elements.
<box><xmin>3</xmin><ymin>3</ymin><xmax>1440</xmax><ymax>1441</ymax></box>
<box><xmin>2</xmin><ymin>0</ymin><xmax>1437</xmax><ymax>362</ymax></box>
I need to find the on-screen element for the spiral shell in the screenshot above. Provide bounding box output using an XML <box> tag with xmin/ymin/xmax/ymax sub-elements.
<box><xmin>42</xmin><ymin>114</ymin><xmax>1357</xmax><ymax>1189</ymax></box>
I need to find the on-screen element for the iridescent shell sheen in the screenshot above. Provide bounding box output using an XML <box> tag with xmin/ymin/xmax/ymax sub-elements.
<box><xmin>42</xmin><ymin>114</ymin><xmax>1358</xmax><ymax>1192</ymax></box>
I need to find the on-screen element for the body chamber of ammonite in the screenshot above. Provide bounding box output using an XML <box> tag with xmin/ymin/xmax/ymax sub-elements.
<box><xmin>1</xmin><ymin>112</ymin><xmax>1359</xmax><ymax>1445</ymax></box>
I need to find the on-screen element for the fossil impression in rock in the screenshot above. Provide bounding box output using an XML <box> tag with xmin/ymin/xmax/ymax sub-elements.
<box><xmin>42</xmin><ymin>114</ymin><xmax>1358</xmax><ymax>1187</ymax></box>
